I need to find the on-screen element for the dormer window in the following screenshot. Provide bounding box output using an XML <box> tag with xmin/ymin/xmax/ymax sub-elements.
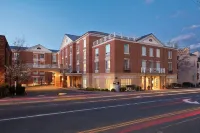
<box><xmin>37</xmin><ymin>47</ymin><xmax>41</xmax><ymax>50</ymax></box>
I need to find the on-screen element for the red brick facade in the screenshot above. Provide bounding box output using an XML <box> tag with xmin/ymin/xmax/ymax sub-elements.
<box><xmin>0</xmin><ymin>35</ymin><xmax>12</xmax><ymax>84</ymax></box>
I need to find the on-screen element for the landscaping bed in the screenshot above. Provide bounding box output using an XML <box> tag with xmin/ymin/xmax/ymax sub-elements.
<box><xmin>78</xmin><ymin>84</ymin><xmax>143</xmax><ymax>92</ymax></box>
<box><xmin>0</xmin><ymin>83</ymin><xmax>26</xmax><ymax>98</ymax></box>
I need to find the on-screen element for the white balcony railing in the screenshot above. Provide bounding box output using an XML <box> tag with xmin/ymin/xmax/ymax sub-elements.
<box><xmin>27</xmin><ymin>63</ymin><xmax>59</xmax><ymax>68</ymax></box>
<box><xmin>141</xmin><ymin>67</ymin><xmax>165</xmax><ymax>74</ymax></box>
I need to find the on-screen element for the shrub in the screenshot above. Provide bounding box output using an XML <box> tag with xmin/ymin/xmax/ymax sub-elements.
<box><xmin>104</xmin><ymin>89</ymin><xmax>109</xmax><ymax>91</ymax></box>
<box><xmin>111</xmin><ymin>89</ymin><xmax>116</xmax><ymax>92</ymax></box>
<box><xmin>136</xmin><ymin>86</ymin><xmax>142</xmax><ymax>91</ymax></box>
<box><xmin>182</xmin><ymin>82</ymin><xmax>194</xmax><ymax>88</ymax></box>
<box><xmin>120</xmin><ymin>87</ymin><xmax>126</xmax><ymax>92</ymax></box>
<box><xmin>0</xmin><ymin>83</ymin><xmax>9</xmax><ymax>98</ymax></box>
<box><xmin>86</xmin><ymin>87</ymin><xmax>95</xmax><ymax>91</ymax></box>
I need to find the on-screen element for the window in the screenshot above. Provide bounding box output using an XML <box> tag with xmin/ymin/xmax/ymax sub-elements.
<box><xmin>83</xmin><ymin>39</ymin><xmax>86</xmax><ymax>48</ymax></box>
<box><xmin>120</xmin><ymin>79</ymin><xmax>132</xmax><ymax>87</ymax></box>
<box><xmin>14</xmin><ymin>53</ymin><xmax>19</xmax><ymax>59</ymax></box>
<box><xmin>95</xmin><ymin>62</ymin><xmax>99</xmax><ymax>70</ymax></box>
<box><xmin>124</xmin><ymin>44</ymin><xmax>129</xmax><ymax>54</ymax></box>
<box><xmin>149</xmin><ymin>61</ymin><xmax>154</xmax><ymax>68</ymax></box>
<box><xmin>83</xmin><ymin>50</ymin><xmax>86</xmax><ymax>60</ymax></box>
<box><xmin>156</xmin><ymin>49</ymin><xmax>160</xmax><ymax>57</ymax></box>
<box><xmin>83</xmin><ymin>63</ymin><xmax>86</xmax><ymax>72</ymax></box>
<box><xmin>142</xmin><ymin>60</ymin><xmax>146</xmax><ymax>68</ymax></box>
<box><xmin>105</xmin><ymin>60</ymin><xmax>110</xmax><ymax>70</ymax></box>
<box><xmin>156</xmin><ymin>62</ymin><xmax>160</xmax><ymax>68</ymax></box>
<box><xmin>124</xmin><ymin>59</ymin><xmax>130</xmax><ymax>70</ymax></box>
<box><xmin>106</xmin><ymin>44</ymin><xmax>110</xmax><ymax>55</ymax></box>
<box><xmin>149</xmin><ymin>48</ymin><xmax>153</xmax><ymax>57</ymax></box>
<box><xmin>95</xmin><ymin>48</ymin><xmax>99</xmax><ymax>56</ymax></box>
<box><xmin>70</xmin><ymin>46</ymin><xmax>72</xmax><ymax>54</ymax></box>
<box><xmin>142</xmin><ymin>46</ymin><xmax>146</xmax><ymax>56</ymax></box>
<box><xmin>168</xmin><ymin>51</ymin><xmax>172</xmax><ymax>59</ymax></box>
<box><xmin>40</xmin><ymin>54</ymin><xmax>44</xmax><ymax>58</ymax></box>
<box><xmin>52</xmin><ymin>54</ymin><xmax>56</xmax><ymax>62</ymax></box>
<box><xmin>168</xmin><ymin>62</ymin><xmax>172</xmax><ymax>71</ymax></box>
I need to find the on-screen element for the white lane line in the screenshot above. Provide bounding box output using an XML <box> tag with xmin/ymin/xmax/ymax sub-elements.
<box><xmin>0</xmin><ymin>97</ymin><xmax>188</xmax><ymax>122</ymax></box>
<box><xmin>160</xmin><ymin>116</ymin><xmax>200</xmax><ymax>129</ymax></box>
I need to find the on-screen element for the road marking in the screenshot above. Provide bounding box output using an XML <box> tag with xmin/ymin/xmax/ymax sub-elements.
<box><xmin>0</xmin><ymin>97</ymin><xmax>186</xmax><ymax>122</ymax></box>
<box><xmin>183</xmin><ymin>99</ymin><xmax>200</xmax><ymax>104</ymax></box>
<box><xmin>79</xmin><ymin>107</ymin><xmax>200</xmax><ymax>133</ymax></box>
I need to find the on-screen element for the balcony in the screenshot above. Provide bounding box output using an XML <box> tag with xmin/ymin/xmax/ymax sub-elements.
<box><xmin>27</xmin><ymin>63</ymin><xmax>59</xmax><ymax>68</ymax></box>
<box><xmin>95</xmin><ymin>69</ymin><xmax>99</xmax><ymax>73</ymax></box>
<box><xmin>141</xmin><ymin>67</ymin><xmax>165</xmax><ymax>74</ymax></box>
<box><xmin>168</xmin><ymin>70</ymin><xmax>173</xmax><ymax>74</ymax></box>
<box><xmin>124</xmin><ymin>68</ymin><xmax>131</xmax><ymax>72</ymax></box>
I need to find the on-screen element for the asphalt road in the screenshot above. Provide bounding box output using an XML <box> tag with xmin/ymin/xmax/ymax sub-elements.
<box><xmin>0</xmin><ymin>89</ymin><xmax>200</xmax><ymax>133</ymax></box>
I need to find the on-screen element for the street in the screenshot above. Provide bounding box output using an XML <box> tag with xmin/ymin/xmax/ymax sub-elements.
<box><xmin>0</xmin><ymin>89</ymin><xmax>200</xmax><ymax>133</ymax></box>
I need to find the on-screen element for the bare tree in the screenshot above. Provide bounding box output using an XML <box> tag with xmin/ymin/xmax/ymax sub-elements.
<box><xmin>4</xmin><ymin>38</ymin><xmax>31</xmax><ymax>86</ymax></box>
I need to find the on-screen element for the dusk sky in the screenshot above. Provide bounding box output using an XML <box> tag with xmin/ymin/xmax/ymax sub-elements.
<box><xmin>0</xmin><ymin>0</ymin><xmax>200</xmax><ymax>50</ymax></box>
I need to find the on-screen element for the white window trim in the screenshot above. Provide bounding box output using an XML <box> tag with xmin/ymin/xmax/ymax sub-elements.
<box><xmin>168</xmin><ymin>51</ymin><xmax>172</xmax><ymax>59</ymax></box>
<box><xmin>142</xmin><ymin>46</ymin><xmax>146</xmax><ymax>56</ymax></box>
<box><xmin>124</xmin><ymin>58</ymin><xmax>130</xmax><ymax>70</ymax></box>
<box><xmin>105</xmin><ymin>44</ymin><xmax>110</xmax><ymax>56</ymax></box>
<box><xmin>124</xmin><ymin>44</ymin><xmax>129</xmax><ymax>54</ymax></box>
<box><xmin>156</xmin><ymin>49</ymin><xmax>160</xmax><ymax>58</ymax></box>
<box><xmin>168</xmin><ymin>62</ymin><xmax>173</xmax><ymax>71</ymax></box>
<box><xmin>149</xmin><ymin>48</ymin><xmax>153</xmax><ymax>57</ymax></box>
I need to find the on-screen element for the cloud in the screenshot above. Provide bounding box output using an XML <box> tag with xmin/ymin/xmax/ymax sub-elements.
<box><xmin>182</xmin><ymin>25</ymin><xmax>200</xmax><ymax>31</ymax></box>
<box><xmin>145</xmin><ymin>0</ymin><xmax>155</xmax><ymax>4</ymax></box>
<box><xmin>190</xmin><ymin>43</ymin><xmax>200</xmax><ymax>50</ymax></box>
<box><xmin>170</xmin><ymin>10</ymin><xmax>184</xmax><ymax>18</ymax></box>
<box><xmin>171</xmin><ymin>33</ymin><xmax>195</xmax><ymax>42</ymax></box>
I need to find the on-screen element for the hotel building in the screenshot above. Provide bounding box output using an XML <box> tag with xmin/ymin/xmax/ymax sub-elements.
<box><xmin>59</xmin><ymin>31</ymin><xmax>177</xmax><ymax>90</ymax></box>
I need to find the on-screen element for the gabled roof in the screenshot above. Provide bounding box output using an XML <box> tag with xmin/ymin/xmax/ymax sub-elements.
<box><xmin>10</xmin><ymin>45</ymin><xmax>58</xmax><ymax>53</ymax></box>
<box><xmin>65</xmin><ymin>34</ymin><xmax>80</xmax><ymax>41</ymax></box>
<box><xmin>136</xmin><ymin>33</ymin><xmax>164</xmax><ymax>46</ymax></box>
<box><xmin>10</xmin><ymin>46</ymin><xmax>28</xmax><ymax>50</ymax></box>
<box><xmin>136</xmin><ymin>33</ymin><xmax>153</xmax><ymax>41</ymax></box>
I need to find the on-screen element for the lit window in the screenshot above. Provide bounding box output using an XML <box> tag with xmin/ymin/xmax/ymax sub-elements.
<box><xmin>124</xmin><ymin>44</ymin><xmax>129</xmax><ymax>54</ymax></box>
<box><xmin>83</xmin><ymin>63</ymin><xmax>86</xmax><ymax>72</ymax></box>
<box><xmin>105</xmin><ymin>60</ymin><xmax>110</xmax><ymax>70</ymax></box>
<box><xmin>142</xmin><ymin>46</ymin><xmax>146</xmax><ymax>56</ymax></box>
<box><xmin>120</xmin><ymin>79</ymin><xmax>132</xmax><ymax>87</ymax></box>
